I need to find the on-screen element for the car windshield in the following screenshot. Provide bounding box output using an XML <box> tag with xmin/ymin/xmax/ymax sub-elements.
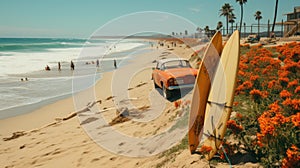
<box><xmin>162</xmin><ymin>60</ymin><xmax>191</xmax><ymax>69</ymax></box>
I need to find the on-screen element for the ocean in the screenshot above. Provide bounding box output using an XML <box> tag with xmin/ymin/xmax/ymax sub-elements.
<box><xmin>0</xmin><ymin>38</ymin><xmax>147</xmax><ymax>119</ymax></box>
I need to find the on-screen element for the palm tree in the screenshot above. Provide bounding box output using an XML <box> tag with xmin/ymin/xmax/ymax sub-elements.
<box><xmin>216</xmin><ymin>21</ymin><xmax>223</xmax><ymax>31</ymax></box>
<box><xmin>271</xmin><ymin>0</ymin><xmax>279</xmax><ymax>34</ymax></box>
<box><xmin>229</xmin><ymin>13</ymin><xmax>236</xmax><ymax>34</ymax></box>
<box><xmin>255</xmin><ymin>11</ymin><xmax>263</xmax><ymax>36</ymax></box>
<box><xmin>236</xmin><ymin>0</ymin><xmax>247</xmax><ymax>32</ymax></box>
<box><xmin>220</xmin><ymin>3</ymin><xmax>234</xmax><ymax>35</ymax></box>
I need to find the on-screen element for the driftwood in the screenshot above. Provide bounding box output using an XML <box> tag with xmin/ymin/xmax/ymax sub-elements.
<box><xmin>3</xmin><ymin>100</ymin><xmax>103</xmax><ymax>141</ymax></box>
<box><xmin>56</xmin><ymin>100</ymin><xmax>102</xmax><ymax>121</ymax></box>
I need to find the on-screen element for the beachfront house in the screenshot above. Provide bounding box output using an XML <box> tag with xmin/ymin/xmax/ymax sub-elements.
<box><xmin>283</xmin><ymin>6</ymin><xmax>300</xmax><ymax>37</ymax></box>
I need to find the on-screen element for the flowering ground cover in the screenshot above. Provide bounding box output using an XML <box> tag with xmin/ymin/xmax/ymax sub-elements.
<box><xmin>227</xmin><ymin>42</ymin><xmax>300</xmax><ymax>167</ymax></box>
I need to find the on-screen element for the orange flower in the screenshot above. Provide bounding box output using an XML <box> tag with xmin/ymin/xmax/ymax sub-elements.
<box><xmin>233</xmin><ymin>102</ymin><xmax>239</xmax><ymax>106</ymax></box>
<box><xmin>288</xmin><ymin>79</ymin><xmax>298</xmax><ymax>88</ymax></box>
<box><xmin>239</xmin><ymin>62</ymin><xmax>248</xmax><ymax>70</ymax></box>
<box><xmin>250</xmin><ymin>75</ymin><xmax>259</xmax><ymax>81</ymax></box>
<box><xmin>227</xmin><ymin>120</ymin><xmax>243</xmax><ymax>134</ymax></box>
<box><xmin>280</xmin><ymin>90</ymin><xmax>292</xmax><ymax>99</ymax></box>
<box><xmin>269</xmin><ymin>101</ymin><xmax>281</xmax><ymax>113</ymax></box>
<box><xmin>243</xmin><ymin>81</ymin><xmax>253</xmax><ymax>89</ymax></box>
<box><xmin>268</xmin><ymin>80</ymin><xmax>277</xmax><ymax>89</ymax></box>
<box><xmin>278</xmin><ymin>70</ymin><xmax>289</xmax><ymax>78</ymax></box>
<box><xmin>291</xmin><ymin>112</ymin><xmax>300</xmax><ymax>127</ymax></box>
<box><xmin>295</xmin><ymin>86</ymin><xmax>300</xmax><ymax>94</ymax></box>
<box><xmin>256</xmin><ymin>133</ymin><xmax>264</xmax><ymax>147</ymax></box>
<box><xmin>174</xmin><ymin>100</ymin><xmax>182</xmax><ymax>108</ymax></box>
<box><xmin>282</xmin><ymin>98</ymin><xmax>300</xmax><ymax>110</ymax></box>
<box><xmin>250</xmin><ymin>89</ymin><xmax>268</xmax><ymax>99</ymax></box>
<box><xmin>258</xmin><ymin>111</ymin><xmax>276</xmax><ymax>135</ymax></box>
<box><xmin>282</xmin><ymin>145</ymin><xmax>300</xmax><ymax>168</ymax></box>
<box><xmin>238</xmin><ymin>70</ymin><xmax>246</xmax><ymax>76</ymax></box>
<box><xmin>236</xmin><ymin>112</ymin><xmax>243</xmax><ymax>119</ymax></box>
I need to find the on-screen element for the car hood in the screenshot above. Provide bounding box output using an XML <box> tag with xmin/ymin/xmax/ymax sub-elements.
<box><xmin>165</xmin><ymin>68</ymin><xmax>197</xmax><ymax>78</ymax></box>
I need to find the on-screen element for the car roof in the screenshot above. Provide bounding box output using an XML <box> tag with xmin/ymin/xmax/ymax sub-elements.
<box><xmin>157</xmin><ymin>58</ymin><xmax>188</xmax><ymax>64</ymax></box>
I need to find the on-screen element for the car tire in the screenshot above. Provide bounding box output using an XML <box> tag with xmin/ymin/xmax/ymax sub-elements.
<box><xmin>162</xmin><ymin>85</ymin><xmax>172</xmax><ymax>100</ymax></box>
<box><xmin>154</xmin><ymin>81</ymin><xmax>159</xmax><ymax>88</ymax></box>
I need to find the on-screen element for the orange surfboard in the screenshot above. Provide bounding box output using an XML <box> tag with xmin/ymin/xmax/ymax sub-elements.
<box><xmin>188</xmin><ymin>31</ymin><xmax>223</xmax><ymax>154</ymax></box>
<box><xmin>202</xmin><ymin>30</ymin><xmax>240</xmax><ymax>160</ymax></box>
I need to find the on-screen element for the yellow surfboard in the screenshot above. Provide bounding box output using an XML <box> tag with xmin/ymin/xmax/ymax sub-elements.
<box><xmin>202</xmin><ymin>30</ymin><xmax>240</xmax><ymax>160</ymax></box>
<box><xmin>188</xmin><ymin>31</ymin><xmax>223</xmax><ymax>154</ymax></box>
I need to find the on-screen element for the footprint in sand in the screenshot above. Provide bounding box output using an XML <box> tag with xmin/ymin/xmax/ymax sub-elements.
<box><xmin>91</xmin><ymin>158</ymin><xmax>100</xmax><ymax>163</ymax></box>
<box><xmin>42</xmin><ymin>152</ymin><xmax>52</xmax><ymax>157</ymax></box>
<box><xmin>119</xmin><ymin>142</ymin><xmax>125</xmax><ymax>146</ymax></box>
<box><xmin>82</xmin><ymin>151</ymin><xmax>89</xmax><ymax>155</ymax></box>
<box><xmin>52</xmin><ymin>150</ymin><xmax>61</xmax><ymax>155</ymax></box>
<box><xmin>109</xmin><ymin>157</ymin><xmax>117</xmax><ymax>161</ymax></box>
<box><xmin>19</xmin><ymin>144</ymin><xmax>25</xmax><ymax>149</ymax></box>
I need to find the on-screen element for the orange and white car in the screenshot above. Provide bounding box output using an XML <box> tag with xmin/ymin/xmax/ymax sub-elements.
<box><xmin>152</xmin><ymin>58</ymin><xmax>198</xmax><ymax>100</ymax></box>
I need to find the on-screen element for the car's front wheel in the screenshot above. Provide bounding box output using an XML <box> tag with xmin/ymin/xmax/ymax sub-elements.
<box><xmin>153</xmin><ymin>81</ymin><xmax>159</xmax><ymax>88</ymax></box>
<box><xmin>162</xmin><ymin>85</ymin><xmax>172</xmax><ymax>100</ymax></box>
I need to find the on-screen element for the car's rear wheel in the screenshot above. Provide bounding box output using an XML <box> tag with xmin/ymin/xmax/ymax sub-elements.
<box><xmin>162</xmin><ymin>85</ymin><xmax>172</xmax><ymax>100</ymax></box>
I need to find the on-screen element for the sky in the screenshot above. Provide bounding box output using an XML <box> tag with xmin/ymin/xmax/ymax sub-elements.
<box><xmin>0</xmin><ymin>0</ymin><xmax>299</xmax><ymax>38</ymax></box>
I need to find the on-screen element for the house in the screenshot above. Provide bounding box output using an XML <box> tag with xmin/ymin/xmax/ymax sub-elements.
<box><xmin>283</xmin><ymin>6</ymin><xmax>300</xmax><ymax>37</ymax></box>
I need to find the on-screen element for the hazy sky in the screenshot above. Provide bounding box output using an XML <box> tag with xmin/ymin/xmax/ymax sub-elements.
<box><xmin>0</xmin><ymin>0</ymin><xmax>299</xmax><ymax>38</ymax></box>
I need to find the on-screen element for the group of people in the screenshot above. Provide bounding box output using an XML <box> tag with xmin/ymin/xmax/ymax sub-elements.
<box><xmin>20</xmin><ymin>77</ymin><xmax>28</xmax><ymax>82</ymax></box>
<box><xmin>45</xmin><ymin>61</ymin><xmax>75</xmax><ymax>71</ymax></box>
<box><xmin>44</xmin><ymin>59</ymin><xmax>118</xmax><ymax>71</ymax></box>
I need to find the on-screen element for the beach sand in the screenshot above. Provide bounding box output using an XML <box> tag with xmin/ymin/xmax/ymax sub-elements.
<box><xmin>0</xmin><ymin>40</ymin><xmax>261</xmax><ymax>168</ymax></box>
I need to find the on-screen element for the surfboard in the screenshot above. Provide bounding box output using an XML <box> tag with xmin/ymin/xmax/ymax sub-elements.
<box><xmin>188</xmin><ymin>31</ymin><xmax>223</xmax><ymax>154</ymax></box>
<box><xmin>201</xmin><ymin>30</ymin><xmax>240</xmax><ymax>160</ymax></box>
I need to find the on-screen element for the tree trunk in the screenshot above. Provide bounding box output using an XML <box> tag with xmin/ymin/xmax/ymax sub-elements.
<box><xmin>271</xmin><ymin>0</ymin><xmax>279</xmax><ymax>32</ymax></box>
<box><xmin>258</xmin><ymin>20</ymin><xmax>260</xmax><ymax>36</ymax></box>
<box><xmin>240</xmin><ymin>4</ymin><xmax>243</xmax><ymax>32</ymax></box>
<box><xmin>226</xmin><ymin>16</ymin><xmax>229</xmax><ymax>35</ymax></box>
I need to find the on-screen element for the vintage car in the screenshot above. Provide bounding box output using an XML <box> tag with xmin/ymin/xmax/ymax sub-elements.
<box><xmin>152</xmin><ymin>58</ymin><xmax>198</xmax><ymax>100</ymax></box>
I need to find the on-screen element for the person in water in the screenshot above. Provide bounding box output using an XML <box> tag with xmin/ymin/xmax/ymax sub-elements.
<box><xmin>45</xmin><ymin>65</ymin><xmax>51</xmax><ymax>71</ymax></box>
<box><xmin>58</xmin><ymin>62</ymin><xmax>61</xmax><ymax>71</ymax></box>
<box><xmin>96</xmin><ymin>59</ymin><xmax>99</xmax><ymax>67</ymax></box>
<box><xmin>114</xmin><ymin>59</ymin><xmax>117</xmax><ymax>69</ymax></box>
<box><xmin>70</xmin><ymin>61</ymin><xmax>74</xmax><ymax>70</ymax></box>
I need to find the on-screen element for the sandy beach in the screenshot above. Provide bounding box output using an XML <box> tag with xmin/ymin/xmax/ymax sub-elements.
<box><xmin>0</xmin><ymin>41</ymin><xmax>217</xmax><ymax>168</ymax></box>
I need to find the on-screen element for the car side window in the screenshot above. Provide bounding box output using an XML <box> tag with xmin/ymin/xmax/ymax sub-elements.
<box><xmin>181</xmin><ymin>60</ymin><xmax>191</xmax><ymax>68</ymax></box>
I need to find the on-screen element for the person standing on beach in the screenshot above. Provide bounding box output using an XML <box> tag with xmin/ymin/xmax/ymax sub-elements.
<box><xmin>113</xmin><ymin>59</ymin><xmax>117</xmax><ymax>69</ymax></box>
<box><xmin>96</xmin><ymin>59</ymin><xmax>99</xmax><ymax>67</ymax></box>
<box><xmin>70</xmin><ymin>61</ymin><xmax>75</xmax><ymax>70</ymax></box>
<box><xmin>58</xmin><ymin>62</ymin><xmax>61</xmax><ymax>71</ymax></box>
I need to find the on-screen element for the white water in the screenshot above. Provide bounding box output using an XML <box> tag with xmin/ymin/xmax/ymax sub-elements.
<box><xmin>0</xmin><ymin>40</ymin><xmax>147</xmax><ymax>119</ymax></box>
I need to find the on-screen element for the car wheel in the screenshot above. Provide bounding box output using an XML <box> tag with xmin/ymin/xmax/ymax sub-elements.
<box><xmin>154</xmin><ymin>81</ymin><xmax>159</xmax><ymax>88</ymax></box>
<box><xmin>162</xmin><ymin>85</ymin><xmax>172</xmax><ymax>100</ymax></box>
